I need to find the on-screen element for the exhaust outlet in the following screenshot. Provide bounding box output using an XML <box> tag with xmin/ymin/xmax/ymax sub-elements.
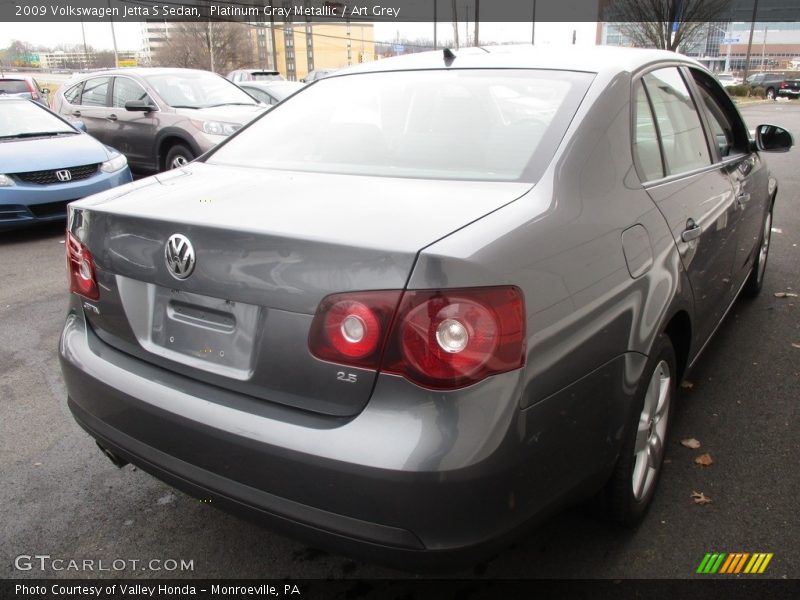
<box><xmin>96</xmin><ymin>441</ymin><xmax>129</xmax><ymax>468</ymax></box>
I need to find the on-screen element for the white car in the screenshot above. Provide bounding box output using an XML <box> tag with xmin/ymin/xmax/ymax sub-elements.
<box><xmin>717</xmin><ymin>73</ymin><xmax>742</xmax><ymax>87</ymax></box>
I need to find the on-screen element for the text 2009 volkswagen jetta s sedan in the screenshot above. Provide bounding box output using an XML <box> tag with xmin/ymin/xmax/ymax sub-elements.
<box><xmin>59</xmin><ymin>46</ymin><xmax>792</xmax><ymax>564</ymax></box>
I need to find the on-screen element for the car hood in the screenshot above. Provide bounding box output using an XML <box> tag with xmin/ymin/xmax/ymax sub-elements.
<box><xmin>173</xmin><ymin>104</ymin><xmax>266</xmax><ymax>125</ymax></box>
<box><xmin>0</xmin><ymin>133</ymin><xmax>112</xmax><ymax>173</ymax></box>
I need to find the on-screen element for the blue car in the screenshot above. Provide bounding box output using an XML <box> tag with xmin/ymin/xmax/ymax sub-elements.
<box><xmin>0</xmin><ymin>97</ymin><xmax>132</xmax><ymax>230</ymax></box>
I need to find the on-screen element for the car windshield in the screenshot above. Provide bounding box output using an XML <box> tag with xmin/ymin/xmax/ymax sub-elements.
<box><xmin>143</xmin><ymin>71</ymin><xmax>259</xmax><ymax>109</ymax></box>
<box><xmin>208</xmin><ymin>69</ymin><xmax>593</xmax><ymax>182</ymax></box>
<box><xmin>0</xmin><ymin>100</ymin><xmax>75</xmax><ymax>138</ymax></box>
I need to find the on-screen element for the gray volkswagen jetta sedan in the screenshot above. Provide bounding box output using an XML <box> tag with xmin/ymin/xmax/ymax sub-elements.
<box><xmin>59</xmin><ymin>46</ymin><xmax>792</xmax><ymax>564</ymax></box>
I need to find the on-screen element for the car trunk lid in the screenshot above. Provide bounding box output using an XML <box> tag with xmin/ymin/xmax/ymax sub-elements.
<box><xmin>71</xmin><ymin>162</ymin><xmax>530</xmax><ymax>416</ymax></box>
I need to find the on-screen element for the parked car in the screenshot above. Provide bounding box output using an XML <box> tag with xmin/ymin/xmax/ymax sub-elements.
<box><xmin>745</xmin><ymin>72</ymin><xmax>787</xmax><ymax>100</ymax></box>
<box><xmin>0</xmin><ymin>97</ymin><xmax>131</xmax><ymax>230</ymax></box>
<box><xmin>237</xmin><ymin>81</ymin><xmax>304</xmax><ymax>105</ymax></box>
<box><xmin>227</xmin><ymin>69</ymin><xmax>285</xmax><ymax>83</ymax></box>
<box><xmin>716</xmin><ymin>72</ymin><xmax>741</xmax><ymax>87</ymax></box>
<box><xmin>0</xmin><ymin>75</ymin><xmax>50</xmax><ymax>106</ymax></box>
<box><xmin>59</xmin><ymin>46</ymin><xmax>792</xmax><ymax>565</ymax></box>
<box><xmin>52</xmin><ymin>68</ymin><xmax>266</xmax><ymax>173</ymax></box>
<box><xmin>302</xmin><ymin>68</ymin><xmax>335</xmax><ymax>83</ymax></box>
<box><xmin>776</xmin><ymin>78</ymin><xmax>800</xmax><ymax>99</ymax></box>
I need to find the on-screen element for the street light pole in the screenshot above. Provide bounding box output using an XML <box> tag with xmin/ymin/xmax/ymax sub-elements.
<box><xmin>107</xmin><ymin>0</ymin><xmax>118</xmax><ymax>68</ymax></box>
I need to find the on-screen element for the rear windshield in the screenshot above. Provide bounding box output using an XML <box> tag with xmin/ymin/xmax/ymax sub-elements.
<box><xmin>0</xmin><ymin>80</ymin><xmax>30</xmax><ymax>94</ymax></box>
<box><xmin>207</xmin><ymin>69</ymin><xmax>594</xmax><ymax>182</ymax></box>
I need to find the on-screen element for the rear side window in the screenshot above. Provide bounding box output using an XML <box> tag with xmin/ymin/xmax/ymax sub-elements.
<box><xmin>633</xmin><ymin>81</ymin><xmax>664</xmax><ymax>181</ymax></box>
<box><xmin>63</xmin><ymin>83</ymin><xmax>83</xmax><ymax>104</ymax></box>
<box><xmin>80</xmin><ymin>77</ymin><xmax>110</xmax><ymax>107</ymax></box>
<box><xmin>642</xmin><ymin>68</ymin><xmax>710</xmax><ymax>176</ymax></box>
<box><xmin>209</xmin><ymin>69</ymin><xmax>594</xmax><ymax>182</ymax></box>
<box><xmin>0</xmin><ymin>80</ymin><xmax>29</xmax><ymax>93</ymax></box>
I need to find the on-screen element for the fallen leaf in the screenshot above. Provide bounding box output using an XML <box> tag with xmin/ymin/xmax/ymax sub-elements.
<box><xmin>774</xmin><ymin>292</ymin><xmax>799</xmax><ymax>298</ymax></box>
<box><xmin>695</xmin><ymin>453</ymin><xmax>714</xmax><ymax>466</ymax></box>
<box><xmin>33</xmin><ymin>462</ymin><xmax>42</xmax><ymax>467</ymax></box>
<box><xmin>681</xmin><ymin>381</ymin><xmax>694</xmax><ymax>390</ymax></box>
<box><xmin>681</xmin><ymin>438</ymin><xmax>701</xmax><ymax>449</ymax></box>
<box><xmin>691</xmin><ymin>491</ymin><xmax>713</xmax><ymax>505</ymax></box>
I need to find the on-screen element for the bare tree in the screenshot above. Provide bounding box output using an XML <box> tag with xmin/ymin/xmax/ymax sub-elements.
<box><xmin>605</xmin><ymin>0</ymin><xmax>733</xmax><ymax>52</ymax></box>
<box><xmin>154</xmin><ymin>22</ymin><xmax>253</xmax><ymax>73</ymax></box>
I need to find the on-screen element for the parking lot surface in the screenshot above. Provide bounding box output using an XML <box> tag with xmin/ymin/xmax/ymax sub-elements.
<box><xmin>1</xmin><ymin>104</ymin><xmax>798</xmax><ymax>579</ymax></box>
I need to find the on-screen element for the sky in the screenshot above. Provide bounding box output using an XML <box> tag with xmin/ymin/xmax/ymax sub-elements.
<box><xmin>0</xmin><ymin>21</ymin><xmax>599</xmax><ymax>52</ymax></box>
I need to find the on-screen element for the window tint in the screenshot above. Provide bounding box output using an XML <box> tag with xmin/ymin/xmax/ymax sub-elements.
<box><xmin>633</xmin><ymin>81</ymin><xmax>664</xmax><ymax>181</ymax></box>
<box><xmin>112</xmin><ymin>77</ymin><xmax>150</xmax><ymax>108</ymax></box>
<box><xmin>642</xmin><ymin>68</ymin><xmax>710</xmax><ymax>175</ymax></box>
<box><xmin>63</xmin><ymin>83</ymin><xmax>83</xmax><ymax>104</ymax></box>
<box><xmin>80</xmin><ymin>77</ymin><xmax>110</xmax><ymax>107</ymax></box>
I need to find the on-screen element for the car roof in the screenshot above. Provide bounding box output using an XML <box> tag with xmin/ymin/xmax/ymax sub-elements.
<box><xmin>335</xmin><ymin>45</ymin><xmax>703</xmax><ymax>78</ymax></box>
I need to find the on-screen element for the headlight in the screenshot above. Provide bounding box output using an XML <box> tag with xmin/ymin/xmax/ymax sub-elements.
<box><xmin>191</xmin><ymin>119</ymin><xmax>241</xmax><ymax>136</ymax></box>
<box><xmin>0</xmin><ymin>174</ymin><xmax>15</xmax><ymax>187</ymax></box>
<box><xmin>100</xmin><ymin>153</ymin><xmax>128</xmax><ymax>173</ymax></box>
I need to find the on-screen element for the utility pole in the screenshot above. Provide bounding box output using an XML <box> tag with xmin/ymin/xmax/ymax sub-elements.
<box><xmin>531</xmin><ymin>0</ymin><xmax>536</xmax><ymax>45</ymax></box>
<box><xmin>207</xmin><ymin>21</ymin><xmax>215</xmax><ymax>72</ymax></box>
<box><xmin>452</xmin><ymin>0</ymin><xmax>459</xmax><ymax>49</ymax></box>
<box><xmin>474</xmin><ymin>0</ymin><xmax>479</xmax><ymax>47</ymax></box>
<box><xmin>742</xmin><ymin>0</ymin><xmax>759</xmax><ymax>82</ymax></box>
<box><xmin>433</xmin><ymin>0</ymin><xmax>437</xmax><ymax>49</ymax></box>
<box><xmin>107</xmin><ymin>0</ymin><xmax>118</xmax><ymax>68</ymax></box>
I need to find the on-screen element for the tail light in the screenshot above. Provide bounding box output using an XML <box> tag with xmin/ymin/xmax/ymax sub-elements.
<box><xmin>66</xmin><ymin>231</ymin><xmax>99</xmax><ymax>300</ymax></box>
<box><xmin>308</xmin><ymin>286</ymin><xmax>525</xmax><ymax>390</ymax></box>
<box><xmin>780</xmin><ymin>82</ymin><xmax>787</xmax><ymax>89</ymax></box>
<box><xmin>308</xmin><ymin>291</ymin><xmax>402</xmax><ymax>369</ymax></box>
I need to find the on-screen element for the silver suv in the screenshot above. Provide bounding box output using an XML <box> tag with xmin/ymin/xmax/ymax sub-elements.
<box><xmin>53</xmin><ymin>68</ymin><xmax>267</xmax><ymax>172</ymax></box>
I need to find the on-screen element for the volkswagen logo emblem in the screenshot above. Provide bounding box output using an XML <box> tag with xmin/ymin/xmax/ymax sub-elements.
<box><xmin>56</xmin><ymin>169</ymin><xmax>72</xmax><ymax>182</ymax></box>
<box><xmin>165</xmin><ymin>234</ymin><xmax>196</xmax><ymax>280</ymax></box>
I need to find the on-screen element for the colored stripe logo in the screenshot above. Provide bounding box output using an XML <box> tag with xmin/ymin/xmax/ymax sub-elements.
<box><xmin>697</xmin><ymin>552</ymin><xmax>773</xmax><ymax>574</ymax></box>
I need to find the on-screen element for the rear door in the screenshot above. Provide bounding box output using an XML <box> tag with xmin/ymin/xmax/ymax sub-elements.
<box><xmin>74</xmin><ymin>76</ymin><xmax>114</xmax><ymax>144</ymax></box>
<box><xmin>633</xmin><ymin>66</ymin><xmax>738</xmax><ymax>348</ymax></box>
<box><xmin>687</xmin><ymin>67</ymin><xmax>770</xmax><ymax>294</ymax></box>
<box><xmin>110</xmin><ymin>76</ymin><xmax>160</xmax><ymax>170</ymax></box>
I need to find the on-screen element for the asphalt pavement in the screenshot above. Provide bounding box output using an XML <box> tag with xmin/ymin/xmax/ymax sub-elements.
<box><xmin>1</xmin><ymin>103</ymin><xmax>798</xmax><ymax>581</ymax></box>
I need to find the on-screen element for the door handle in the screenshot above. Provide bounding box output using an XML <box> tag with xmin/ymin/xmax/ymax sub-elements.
<box><xmin>736</xmin><ymin>192</ymin><xmax>751</xmax><ymax>208</ymax></box>
<box><xmin>72</xmin><ymin>110</ymin><xmax>81</xmax><ymax>117</ymax></box>
<box><xmin>681</xmin><ymin>218</ymin><xmax>702</xmax><ymax>243</ymax></box>
<box><xmin>106</xmin><ymin>114</ymin><xmax>118</xmax><ymax>121</ymax></box>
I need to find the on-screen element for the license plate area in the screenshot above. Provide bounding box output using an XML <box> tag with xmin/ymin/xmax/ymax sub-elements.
<box><xmin>116</xmin><ymin>276</ymin><xmax>260</xmax><ymax>381</ymax></box>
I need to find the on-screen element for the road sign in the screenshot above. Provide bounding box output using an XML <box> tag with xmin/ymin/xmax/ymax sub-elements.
<box><xmin>722</xmin><ymin>38</ymin><xmax>740</xmax><ymax>44</ymax></box>
<box><xmin>392</xmin><ymin>44</ymin><xmax>404</xmax><ymax>54</ymax></box>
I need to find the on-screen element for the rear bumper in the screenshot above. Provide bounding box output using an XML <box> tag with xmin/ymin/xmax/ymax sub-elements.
<box><xmin>0</xmin><ymin>168</ymin><xmax>132</xmax><ymax>229</ymax></box>
<box><xmin>59</xmin><ymin>307</ymin><xmax>639</xmax><ymax>564</ymax></box>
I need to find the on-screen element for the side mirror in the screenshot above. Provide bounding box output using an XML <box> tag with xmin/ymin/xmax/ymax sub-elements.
<box><xmin>125</xmin><ymin>100</ymin><xmax>155</xmax><ymax>112</ymax></box>
<box><xmin>754</xmin><ymin>124</ymin><xmax>794</xmax><ymax>152</ymax></box>
<box><xmin>72</xmin><ymin>120</ymin><xmax>87</xmax><ymax>132</ymax></box>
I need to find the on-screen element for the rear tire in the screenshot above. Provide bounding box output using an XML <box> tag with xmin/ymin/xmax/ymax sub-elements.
<box><xmin>164</xmin><ymin>144</ymin><xmax>194</xmax><ymax>171</ymax></box>
<box><xmin>743</xmin><ymin>206</ymin><xmax>773</xmax><ymax>298</ymax></box>
<box><xmin>600</xmin><ymin>334</ymin><xmax>676</xmax><ymax>525</ymax></box>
